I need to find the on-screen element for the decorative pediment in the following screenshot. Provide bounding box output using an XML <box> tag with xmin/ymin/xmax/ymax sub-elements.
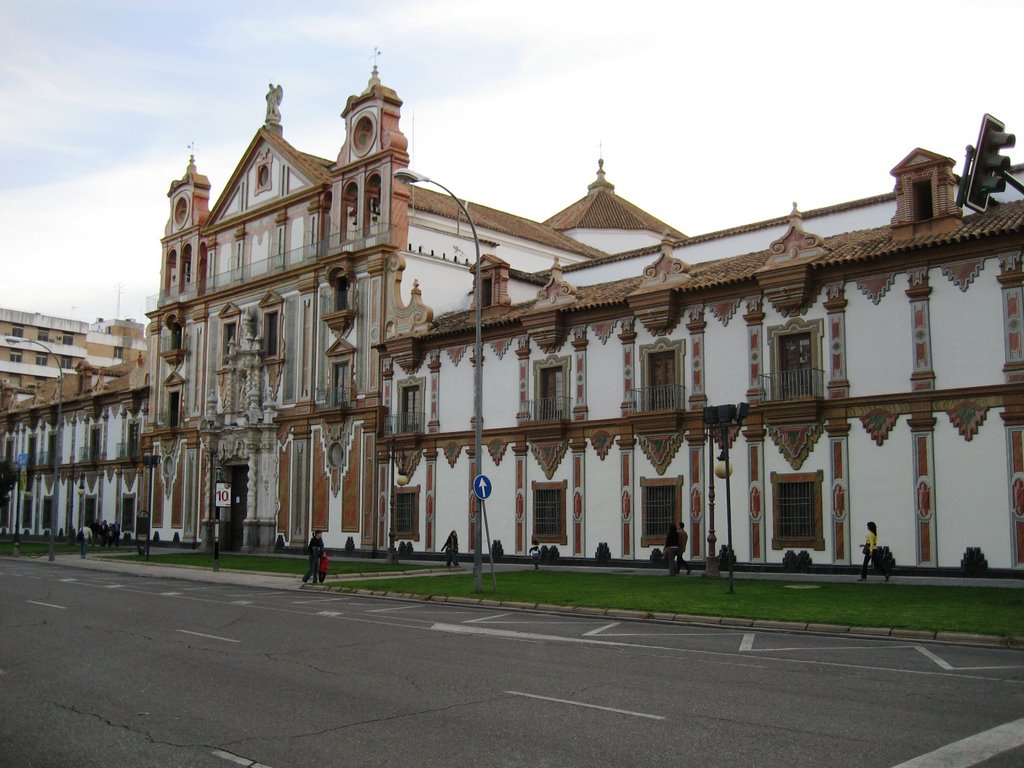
<box><xmin>590</xmin><ymin>429</ymin><xmax>615</xmax><ymax>461</ymax></box>
<box><xmin>756</xmin><ymin>204</ymin><xmax>826</xmax><ymax>317</ymax></box>
<box><xmin>218</xmin><ymin>302</ymin><xmax>241</xmax><ymax>320</ymax></box>
<box><xmin>627</xmin><ymin>235</ymin><xmax>689</xmax><ymax>335</ymax></box>
<box><xmin>258</xmin><ymin>290</ymin><xmax>284</xmax><ymax>309</ymax></box>
<box><xmin>386</xmin><ymin>252</ymin><xmax>434</xmax><ymax>338</ymax></box>
<box><xmin>531</xmin><ymin>441</ymin><xmax>568</xmax><ymax>480</ymax></box>
<box><xmin>325</xmin><ymin>337</ymin><xmax>356</xmax><ymax>358</ymax></box>
<box><xmin>534</xmin><ymin>258</ymin><xmax>578</xmax><ymax>309</ymax></box>
<box><xmin>637</xmin><ymin>432</ymin><xmax>683</xmax><ymax>476</ymax></box>
<box><xmin>163</xmin><ymin>371</ymin><xmax>186</xmax><ymax>389</ymax></box>
<box><xmin>767</xmin><ymin>423</ymin><xmax>823</xmax><ymax>470</ymax></box>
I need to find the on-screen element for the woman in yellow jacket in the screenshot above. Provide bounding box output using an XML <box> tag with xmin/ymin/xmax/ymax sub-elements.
<box><xmin>858</xmin><ymin>521</ymin><xmax>891</xmax><ymax>582</ymax></box>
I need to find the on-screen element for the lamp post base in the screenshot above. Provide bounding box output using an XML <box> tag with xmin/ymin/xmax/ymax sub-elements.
<box><xmin>385</xmin><ymin>546</ymin><xmax>399</xmax><ymax>564</ymax></box>
<box><xmin>704</xmin><ymin>530</ymin><xmax>720</xmax><ymax>578</ymax></box>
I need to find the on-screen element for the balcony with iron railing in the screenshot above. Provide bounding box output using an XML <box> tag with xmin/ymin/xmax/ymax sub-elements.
<box><xmin>517</xmin><ymin>396</ymin><xmax>571</xmax><ymax>424</ymax></box>
<box><xmin>147</xmin><ymin>226</ymin><xmax>392</xmax><ymax>311</ymax></box>
<box><xmin>760</xmin><ymin>368</ymin><xmax>825</xmax><ymax>402</ymax></box>
<box><xmin>314</xmin><ymin>386</ymin><xmax>351</xmax><ymax>409</ymax></box>
<box><xmin>383</xmin><ymin>412</ymin><xmax>424</xmax><ymax>436</ymax></box>
<box><xmin>116</xmin><ymin>442</ymin><xmax>140</xmax><ymax>460</ymax></box>
<box><xmin>627</xmin><ymin>384</ymin><xmax>687</xmax><ymax>413</ymax></box>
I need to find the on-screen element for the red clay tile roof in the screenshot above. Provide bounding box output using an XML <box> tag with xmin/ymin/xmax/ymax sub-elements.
<box><xmin>411</xmin><ymin>198</ymin><xmax>1024</xmax><ymax>341</ymax></box>
<box><xmin>544</xmin><ymin>187</ymin><xmax>686</xmax><ymax>239</ymax></box>
<box><xmin>408</xmin><ymin>187</ymin><xmax>609</xmax><ymax>261</ymax></box>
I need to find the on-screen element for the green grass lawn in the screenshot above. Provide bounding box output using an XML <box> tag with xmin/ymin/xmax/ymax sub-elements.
<box><xmin>94</xmin><ymin>550</ymin><xmax>429</xmax><ymax>577</ymax></box>
<box><xmin>346</xmin><ymin>571</ymin><xmax>1024</xmax><ymax>638</ymax></box>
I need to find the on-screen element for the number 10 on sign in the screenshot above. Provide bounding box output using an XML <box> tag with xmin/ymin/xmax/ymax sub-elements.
<box><xmin>215</xmin><ymin>483</ymin><xmax>231</xmax><ymax>508</ymax></box>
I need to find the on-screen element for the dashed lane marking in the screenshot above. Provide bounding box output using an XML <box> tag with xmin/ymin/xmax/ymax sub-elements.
<box><xmin>177</xmin><ymin>630</ymin><xmax>240</xmax><ymax>643</ymax></box>
<box><xmin>26</xmin><ymin>600</ymin><xmax>66</xmax><ymax>610</ymax></box>
<box><xmin>506</xmin><ymin>691</ymin><xmax>665</xmax><ymax>721</ymax></box>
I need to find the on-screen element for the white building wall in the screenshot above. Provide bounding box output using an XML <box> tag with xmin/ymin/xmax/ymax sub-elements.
<box><xmin>930</xmin><ymin>260</ymin><xmax>1005</xmax><ymax>390</ymax></box>
<box><xmin>933</xmin><ymin>419</ymin><xmax>1009</xmax><ymax>568</ymax></box>
<box><xmin>844</xmin><ymin>282</ymin><xmax>911</xmax><ymax>397</ymax></box>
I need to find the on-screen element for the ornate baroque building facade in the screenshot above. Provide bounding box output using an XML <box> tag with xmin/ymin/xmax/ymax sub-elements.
<box><xmin>9</xmin><ymin>69</ymin><xmax>1022</xmax><ymax>574</ymax></box>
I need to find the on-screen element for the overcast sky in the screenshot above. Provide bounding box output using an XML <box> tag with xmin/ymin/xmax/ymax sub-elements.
<box><xmin>2</xmin><ymin>0</ymin><xmax>1021</xmax><ymax>325</ymax></box>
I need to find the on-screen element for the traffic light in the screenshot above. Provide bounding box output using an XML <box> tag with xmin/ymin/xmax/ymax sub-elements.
<box><xmin>963</xmin><ymin>114</ymin><xmax>1016</xmax><ymax>213</ymax></box>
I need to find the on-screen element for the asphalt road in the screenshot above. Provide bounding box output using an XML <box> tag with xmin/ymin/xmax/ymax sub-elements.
<box><xmin>2</xmin><ymin>558</ymin><xmax>1023</xmax><ymax>768</ymax></box>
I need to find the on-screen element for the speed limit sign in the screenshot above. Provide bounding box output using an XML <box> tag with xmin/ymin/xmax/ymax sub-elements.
<box><xmin>215</xmin><ymin>482</ymin><xmax>232</xmax><ymax>508</ymax></box>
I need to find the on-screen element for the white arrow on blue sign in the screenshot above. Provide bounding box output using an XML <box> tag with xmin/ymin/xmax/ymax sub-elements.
<box><xmin>473</xmin><ymin>474</ymin><xmax>492</xmax><ymax>500</ymax></box>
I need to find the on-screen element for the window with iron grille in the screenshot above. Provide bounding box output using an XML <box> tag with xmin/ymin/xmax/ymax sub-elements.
<box><xmin>42</xmin><ymin>498</ymin><xmax>53</xmax><ymax>531</ymax></box>
<box><xmin>643</xmin><ymin>485</ymin><xmax>674</xmax><ymax>540</ymax></box>
<box><xmin>532</xmin><ymin>482</ymin><xmax>567</xmax><ymax>543</ymax></box>
<box><xmin>393</xmin><ymin>490</ymin><xmax>418</xmax><ymax>539</ymax></box>
<box><xmin>770</xmin><ymin>471</ymin><xmax>825</xmax><ymax>551</ymax></box>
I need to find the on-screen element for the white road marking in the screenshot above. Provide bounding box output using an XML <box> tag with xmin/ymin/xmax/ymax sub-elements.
<box><xmin>27</xmin><ymin>600</ymin><xmax>66</xmax><ymax>610</ymax></box>
<box><xmin>889</xmin><ymin>716</ymin><xmax>1024</xmax><ymax>767</ymax></box>
<box><xmin>584</xmin><ymin>622</ymin><xmax>620</xmax><ymax>636</ymax></box>
<box><xmin>506</xmin><ymin>691</ymin><xmax>665</xmax><ymax>721</ymax></box>
<box><xmin>211</xmin><ymin>748</ymin><xmax>273</xmax><ymax>767</ymax></box>
<box><xmin>316</xmin><ymin>611</ymin><xmax>344</xmax><ymax>617</ymax></box>
<box><xmin>231</xmin><ymin>601</ymin><xmax>253</xmax><ymax>605</ymax></box>
<box><xmin>739</xmin><ymin>633</ymin><xmax>755</xmax><ymax>651</ymax></box>
<box><xmin>59</xmin><ymin>578</ymin><xmax>79</xmax><ymax>583</ymax></box>
<box><xmin>177</xmin><ymin>630</ymin><xmax>240</xmax><ymax>643</ymax></box>
<box><xmin>159</xmin><ymin>592</ymin><xmax>183</xmax><ymax>596</ymax></box>
<box><xmin>104</xmin><ymin>584</ymin><xmax>124</xmax><ymax>589</ymax></box>
<box><xmin>915</xmin><ymin>645</ymin><xmax>953</xmax><ymax>670</ymax></box>
<box><xmin>367</xmin><ymin>604</ymin><xmax>426</xmax><ymax>613</ymax></box>
<box><xmin>464</xmin><ymin>612</ymin><xmax>511</xmax><ymax>623</ymax></box>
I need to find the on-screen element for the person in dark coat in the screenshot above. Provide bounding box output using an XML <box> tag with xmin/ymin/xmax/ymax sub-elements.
<box><xmin>302</xmin><ymin>531</ymin><xmax>324</xmax><ymax>584</ymax></box>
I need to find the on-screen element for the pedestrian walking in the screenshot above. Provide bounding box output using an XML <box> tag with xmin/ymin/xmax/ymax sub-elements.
<box><xmin>78</xmin><ymin>523</ymin><xmax>92</xmax><ymax>558</ymax></box>
<box><xmin>302</xmin><ymin>530</ymin><xmax>324</xmax><ymax>584</ymax></box>
<box><xmin>317</xmin><ymin>551</ymin><xmax>329</xmax><ymax>583</ymax></box>
<box><xmin>441</xmin><ymin>529</ymin><xmax>459</xmax><ymax>567</ymax></box>
<box><xmin>529</xmin><ymin>536</ymin><xmax>541</xmax><ymax>569</ymax></box>
<box><xmin>663</xmin><ymin>522</ymin><xmax>691</xmax><ymax>575</ymax></box>
<box><xmin>858</xmin><ymin>521</ymin><xmax>891</xmax><ymax>582</ymax></box>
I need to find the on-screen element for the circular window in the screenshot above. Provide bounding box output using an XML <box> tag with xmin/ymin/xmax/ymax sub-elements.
<box><xmin>353</xmin><ymin>115</ymin><xmax>374</xmax><ymax>155</ymax></box>
<box><xmin>327</xmin><ymin>441</ymin><xmax>345</xmax><ymax>470</ymax></box>
<box><xmin>258</xmin><ymin>164</ymin><xmax>270</xmax><ymax>187</ymax></box>
<box><xmin>174</xmin><ymin>197</ymin><xmax>188</xmax><ymax>226</ymax></box>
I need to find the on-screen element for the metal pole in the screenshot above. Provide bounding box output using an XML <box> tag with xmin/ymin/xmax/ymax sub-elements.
<box><xmin>722</xmin><ymin>425</ymin><xmax>734</xmax><ymax>594</ymax></box>
<box><xmin>705</xmin><ymin>422</ymin><xmax>719</xmax><ymax>578</ymax></box>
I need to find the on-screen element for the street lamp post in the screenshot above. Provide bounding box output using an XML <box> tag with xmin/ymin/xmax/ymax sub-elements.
<box><xmin>393</xmin><ymin>168</ymin><xmax>487</xmax><ymax>593</ymax></box>
<box><xmin>7</xmin><ymin>337</ymin><xmax>62</xmax><ymax>562</ymax></box>
<box><xmin>704</xmin><ymin>402</ymin><xmax>749</xmax><ymax>593</ymax></box>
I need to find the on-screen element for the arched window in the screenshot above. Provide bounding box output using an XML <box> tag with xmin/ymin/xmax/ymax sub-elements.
<box><xmin>164</xmin><ymin>250</ymin><xmax>177</xmax><ymax>294</ymax></box>
<box><xmin>197</xmin><ymin>242</ymin><xmax>209</xmax><ymax>295</ymax></box>
<box><xmin>343</xmin><ymin>182</ymin><xmax>359</xmax><ymax>241</ymax></box>
<box><xmin>366</xmin><ymin>174</ymin><xmax>382</xmax><ymax>233</ymax></box>
<box><xmin>181</xmin><ymin>244</ymin><xmax>193</xmax><ymax>291</ymax></box>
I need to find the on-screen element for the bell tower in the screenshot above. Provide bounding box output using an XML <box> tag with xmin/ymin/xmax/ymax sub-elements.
<box><xmin>332</xmin><ymin>66</ymin><xmax>410</xmax><ymax>250</ymax></box>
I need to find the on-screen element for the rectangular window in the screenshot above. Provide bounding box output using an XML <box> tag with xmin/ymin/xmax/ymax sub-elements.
<box><xmin>22</xmin><ymin>496</ymin><xmax>32</xmax><ymax>529</ymax></box>
<box><xmin>84</xmin><ymin>497</ymin><xmax>97</xmax><ymax>526</ymax></box>
<box><xmin>264</xmin><ymin>311</ymin><xmax>279</xmax><ymax>357</ymax></box>
<box><xmin>10</xmin><ymin>350</ymin><xmax>21</xmax><ymax>363</ymax></box>
<box><xmin>10</xmin><ymin>325</ymin><xmax>24</xmax><ymax>338</ymax></box>
<box><xmin>127</xmin><ymin>422</ymin><xmax>140</xmax><ymax>458</ymax></box>
<box><xmin>770</xmin><ymin>471</ymin><xmax>825</xmax><ymax>551</ymax></box>
<box><xmin>222</xmin><ymin>322</ymin><xmax>236</xmax><ymax>364</ymax></box>
<box><xmin>62</xmin><ymin>333</ymin><xmax>74</xmax><ymax>345</ymax></box>
<box><xmin>536</xmin><ymin>366</ymin><xmax>566</xmax><ymax>421</ymax></box>
<box><xmin>35</xmin><ymin>353</ymin><xmax>48</xmax><ymax>367</ymax></box>
<box><xmin>398</xmin><ymin>385</ymin><xmax>421</xmax><ymax>433</ymax></box>
<box><xmin>89</xmin><ymin>426</ymin><xmax>101</xmax><ymax>461</ymax></box>
<box><xmin>532</xmin><ymin>481</ymin><xmax>567</xmax><ymax>544</ymax></box>
<box><xmin>120</xmin><ymin>496</ymin><xmax>136</xmax><ymax>532</ymax></box>
<box><xmin>481</xmin><ymin>276</ymin><xmax>493</xmax><ymax>308</ymax></box>
<box><xmin>60</xmin><ymin>355</ymin><xmax>73</xmax><ymax>369</ymax></box>
<box><xmin>642</xmin><ymin>484</ymin><xmax>675</xmax><ymax>542</ymax></box>
<box><xmin>332</xmin><ymin>362</ymin><xmax>349</xmax><ymax>407</ymax></box>
<box><xmin>113</xmin><ymin>346</ymin><xmax>124</xmax><ymax>360</ymax></box>
<box><xmin>393</xmin><ymin>489</ymin><xmax>418</xmax><ymax>539</ymax></box>
<box><xmin>37</xmin><ymin>329</ymin><xmax>50</xmax><ymax>342</ymax></box>
<box><xmin>168</xmin><ymin>391</ymin><xmax>181</xmax><ymax>428</ymax></box>
<box><xmin>777</xmin><ymin>332</ymin><xmax>815</xmax><ymax>399</ymax></box>
<box><xmin>42</xmin><ymin>498</ymin><xmax>53</xmax><ymax>532</ymax></box>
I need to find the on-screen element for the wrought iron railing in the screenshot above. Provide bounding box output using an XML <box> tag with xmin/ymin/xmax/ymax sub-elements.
<box><xmin>517</xmin><ymin>396</ymin><xmax>571</xmax><ymax>423</ymax></box>
<box><xmin>760</xmin><ymin>368</ymin><xmax>825</xmax><ymax>401</ymax></box>
<box><xmin>383</xmin><ymin>412</ymin><xmax>424</xmax><ymax>436</ymax></box>
<box><xmin>627</xmin><ymin>384</ymin><xmax>686</xmax><ymax>413</ymax></box>
<box><xmin>314</xmin><ymin>386</ymin><xmax>350</xmax><ymax>409</ymax></box>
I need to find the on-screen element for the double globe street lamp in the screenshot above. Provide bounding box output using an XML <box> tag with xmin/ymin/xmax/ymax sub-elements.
<box><xmin>392</xmin><ymin>168</ymin><xmax>487</xmax><ymax>592</ymax></box>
